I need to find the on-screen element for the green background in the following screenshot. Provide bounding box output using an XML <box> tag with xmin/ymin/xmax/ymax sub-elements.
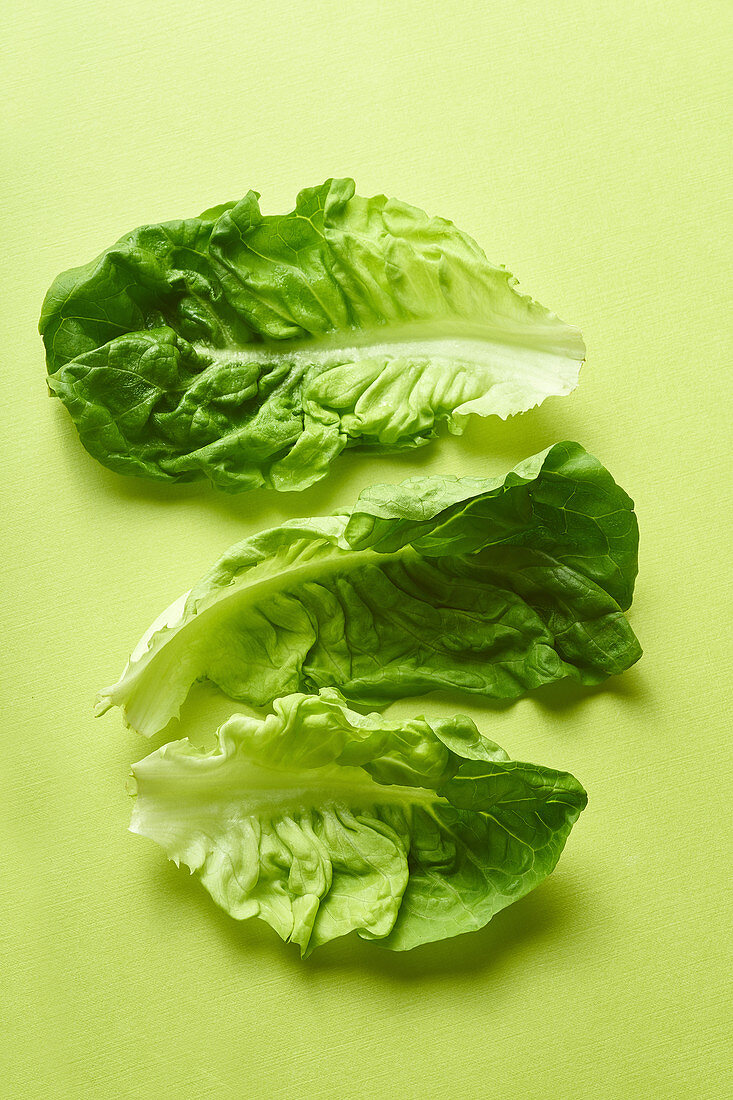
<box><xmin>3</xmin><ymin>2</ymin><xmax>731</xmax><ymax>1096</ymax></box>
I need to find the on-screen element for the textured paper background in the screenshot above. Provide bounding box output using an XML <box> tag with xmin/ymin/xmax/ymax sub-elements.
<box><xmin>2</xmin><ymin>2</ymin><xmax>731</xmax><ymax>1096</ymax></box>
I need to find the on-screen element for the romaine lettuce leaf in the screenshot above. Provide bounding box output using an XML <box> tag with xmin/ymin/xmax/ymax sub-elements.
<box><xmin>98</xmin><ymin>442</ymin><xmax>641</xmax><ymax>737</ymax></box>
<box><xmin>40</xmin><ymin>179</ymin><xmax>585</xmax><ymax>492</ymax></box>
<box><xmin>130</xmin><ymin>689</ymin><xmax>587</xmax><ymax>954</ymax></box>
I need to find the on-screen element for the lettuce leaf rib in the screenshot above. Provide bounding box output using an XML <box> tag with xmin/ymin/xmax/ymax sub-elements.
<box><xmin>40</xmin><ymin>179</ymin><xmax>585</xmax><ymax>493</ymax></box>
<box><xmin>98</xmin><ymin>442</ymin><xmax>641</xmax><ymax>737</ymax></box>
<box><xmin>130</xmin><ymin>689</ymin><xmax>587</xmax><ymax>953</ymax></box>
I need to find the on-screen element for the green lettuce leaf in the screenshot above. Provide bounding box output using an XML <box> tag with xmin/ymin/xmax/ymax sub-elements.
<box><xmin>98</xmin><ymin>442</ymin><xmax>641</xmax><ymax>737</ymax></box>
<box><xmin>130</xmin><ymin>689</ymin><xmax>587</xmax><ymax>954</ymax></box>
<box><xmin>40</xmin><ymin>179</ymin><xmax>585</xmax><ymax>492</ymax></box>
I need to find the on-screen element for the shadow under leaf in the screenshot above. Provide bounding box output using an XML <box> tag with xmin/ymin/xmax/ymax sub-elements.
<box><xmin>147</xmin><ymin>849</ymin><xmax>590</xmax><ymax>983</ymax></box>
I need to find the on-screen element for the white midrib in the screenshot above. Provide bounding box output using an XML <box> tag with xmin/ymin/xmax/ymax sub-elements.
<box><xmin>194</xmin><ymin>541</ymin><xmax>412</xmax><ymax>618</ymax></box>
<box><xmin>137</xmin><ymin>760</ymin><xmax>447</xmax><ymax>819</ymax></box>
<box><xmin>103</xmin><ymin>539</ymin><xmax>414</xmax><ymax>733</ymax></box>
<box><xmin>192</xmin><ymin>320</ymin><xmax>585</xmax><ymax>374</ymax></box>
